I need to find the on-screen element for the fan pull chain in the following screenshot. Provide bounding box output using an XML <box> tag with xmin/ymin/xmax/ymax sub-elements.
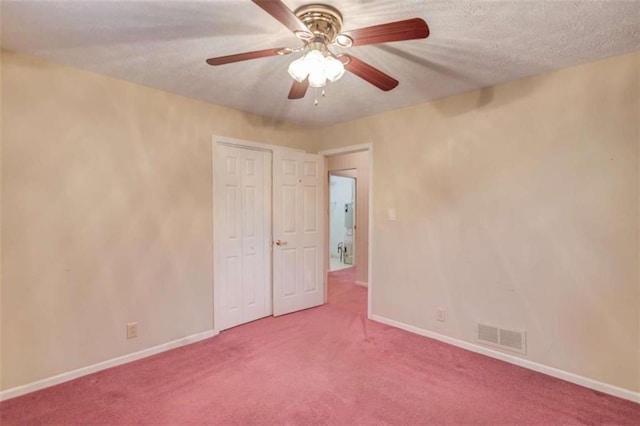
<box><xmin>314</xmin><ymin>88</ymin><xmax>327</xmax><ymax>106</ymax></box>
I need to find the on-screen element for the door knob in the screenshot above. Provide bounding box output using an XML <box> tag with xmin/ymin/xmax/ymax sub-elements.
<box><xmin>275</xmin><ymin>240</ymin><xmax>288</xmax><ymax>246</ymax></box>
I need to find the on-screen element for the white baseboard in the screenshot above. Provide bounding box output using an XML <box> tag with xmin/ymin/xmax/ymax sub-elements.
<box><xmin>355</xmin><ymin>280</ymin><xmax>368</xmax><ymax>287</ymax></box>
<box><xmin>0</xmin><ymin>329</ymin><xmax>217</xmax><ymax>402</ymax></box>
<box><xmin>369</xmin><ymin>314</ymin><xmax>640</xmax><ymax>403</ymax></box>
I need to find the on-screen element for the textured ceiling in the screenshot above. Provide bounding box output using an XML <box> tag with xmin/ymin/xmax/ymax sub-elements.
<box><xmin>2</xmin><ymin>0</ymin><xmax>639</xmax><ymax>127</ymax></box>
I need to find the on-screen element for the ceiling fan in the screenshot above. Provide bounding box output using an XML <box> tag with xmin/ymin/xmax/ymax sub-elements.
<box><xmin>206</xmin><ymin>0</ymin><xmax>430</xmax><ymax>101</ymax></box>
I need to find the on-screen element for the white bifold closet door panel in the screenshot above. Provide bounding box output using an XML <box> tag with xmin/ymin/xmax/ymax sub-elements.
<box><xmin>272</xmin><ymin>149</ymin><xmax>325</xmax><ymax>316</ymax></box>
<box><xmin>214</xmin><ymin>144</ymin><xmax>271</xmax><ymax>331</ymax></box>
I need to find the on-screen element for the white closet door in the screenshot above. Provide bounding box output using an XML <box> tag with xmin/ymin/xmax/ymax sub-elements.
<box><xmin>272</xmin><ymin>148</ymin><xmax>325</xmax><ymax>316</ymax></box>
<box><xmin>214</xmin><ymin>144</ymin><xmax>271</xmax><ymax>331</ymax></box>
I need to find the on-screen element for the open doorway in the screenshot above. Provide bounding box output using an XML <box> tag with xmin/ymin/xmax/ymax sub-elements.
<box><xmin>329</xmin><ymin>172</ymin><xmax>356</xmax><ymax>272</ymax></box>
<box><xmin>321</xmin><ymin>145</ymin><xmax>372</xmax><ymax>317</ymax></box>
<box><xmin>322</xmin><ymin>147</ymin><xmax>371</xmax><ymax>296</ymax></box>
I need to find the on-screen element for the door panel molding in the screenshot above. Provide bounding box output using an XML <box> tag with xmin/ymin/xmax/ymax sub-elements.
<box><xmin>272</xmin><ymin>148</ymin><xmax>325</xmax><ymax>316</ymax></box>
<box><xmin>213</xmin><ymin>137</ymin><xmax>272</xmax><ymax>332</ymax></box>
<box><xmin>212</xmin><ymin>136</ymin><xmax>322</xmax><ymax>333</ymax></box>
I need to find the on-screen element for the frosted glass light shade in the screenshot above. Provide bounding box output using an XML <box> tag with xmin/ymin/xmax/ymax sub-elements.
<box><xmin>304</xmin><ymin>50</ymin><xmax>325</xmax><ymax>69</ymax></box>
<box><xmin>324</xmin><ymin>56</ymin><xmax>345</xmax><ymax>82</ymax></box>
<box><xmin>308</xmin><ymin>70</ymin><xmax>327</xmax><ymax>88</ymax></box>
<box><xmin>288</xmin><ymin>49</ymin><xmax>346</xmax><ymax>87</ymax></box>
<box><xmin>287</xmin><ymin>56</ymin><xmax>308</xmax><ymax>82</ymax></box>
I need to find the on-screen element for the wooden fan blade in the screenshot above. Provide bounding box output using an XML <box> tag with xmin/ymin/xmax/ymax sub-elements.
<box><xmin>288</xmin><ymin>78</ymin><xmax>309</xmax><ymax>99</ymax></box>
<box><xmin>342</xmin><ymin>55</ymin><xmax>399</xmax><ymax>91</ymax></box>
<box><xmin>206</xmin><ymin>47</ymin><xmax>288</xmax><ymax>66</ymax></box>
<box><xmin>342</xmin><ymin>18</ymin><xmax>429</xmax><ymax>47</ymax></box>
<box><xmin>252</xmin><ymin>0</ymin><xmax>310</xmax><ymax>34</ymax></box>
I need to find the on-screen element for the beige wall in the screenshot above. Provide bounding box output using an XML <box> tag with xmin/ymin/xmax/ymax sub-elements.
<box><xmin>0</xmin><ymin>51</ymin><xmax>317</xmax><ymax>390</ymax></box>
<box><xmin>0</xmin><ymin>39</ymin><xmax>4</xmax><ymax>392</ymax></box>
<box><xmin>314</xmin><ymin>52</ymin><xmax>640</xmax><ymax>392</ymax></box>
<box><xmin>327</xmin><ymin>151</ymin><xmax>369</xmax><ymax>284</ymax></box>
<box><xmin>2</xmin><ymin>49</ymin><xmax>639</xmax><ymax>395</ymax></box>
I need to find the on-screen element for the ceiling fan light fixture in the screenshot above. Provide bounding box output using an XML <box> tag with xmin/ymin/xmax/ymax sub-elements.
<box><xmin>324</xmin><ymin>55</ymin><xmax>345</xmax><ymax>82</ymax></box>
<box><xmin>304</xmin><ymin>49</ymin><xmax>325</xmax><ymax>68</ymax></box>
<box><xmin>288</xmin><ymin>56</ymin><xmax>309</xmax><ymax>82</ymax></box>
<box><xmin>288</xmin><ymin>49</ymin><xmax>345</xmax><ymax>88</ymax></box>
<box><xmin>308</xmin><ymin>70</ymin><xmax>327</xmax><ymax>88</ymax></box>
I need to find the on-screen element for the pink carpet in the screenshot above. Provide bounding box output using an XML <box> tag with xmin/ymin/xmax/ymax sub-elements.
<box><xmin>2</xmin><ymin>266</ymin><xmax>639</xmax><ymax>425</ymax></box>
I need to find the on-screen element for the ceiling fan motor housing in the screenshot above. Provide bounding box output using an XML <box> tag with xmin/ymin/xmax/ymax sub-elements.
<box><xmin>294</xmin><ymin>4</ymin><xmax>344</xmax><ymax>44</ymax></box>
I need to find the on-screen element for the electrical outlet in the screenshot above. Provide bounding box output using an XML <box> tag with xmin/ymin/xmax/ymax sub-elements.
<box><xmin>436</xmin><ymin>308</ymin><xmax>446</xmax><ymax>322</ymax></box>
<box><xmin>126</xmin><ymin>322</ymin><xmax>138</xmax><ymax>339</ymax></box>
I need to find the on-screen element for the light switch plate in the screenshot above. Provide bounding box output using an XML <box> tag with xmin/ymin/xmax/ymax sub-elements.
<box><xmin>127</xmin><ymin>322</ymin><xmax>138</xmax><ymax>339</ymax></box>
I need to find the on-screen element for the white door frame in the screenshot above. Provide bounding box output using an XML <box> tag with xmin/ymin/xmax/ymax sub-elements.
<box><xmin>212</xmin><ymin>135</ymin><xmax>304</xmax><ymax>333</ymax></box>
<box><xmin>318</xmin><ymin>143</ymin><xmax>373</xmax><ymax>319</ymax></box>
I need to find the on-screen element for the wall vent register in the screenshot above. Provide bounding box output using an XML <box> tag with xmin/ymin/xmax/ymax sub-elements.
<box><xmin>476</xmin><ymin>323</ymin><xmax>527</xmax><ymax>355</ymax></box>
